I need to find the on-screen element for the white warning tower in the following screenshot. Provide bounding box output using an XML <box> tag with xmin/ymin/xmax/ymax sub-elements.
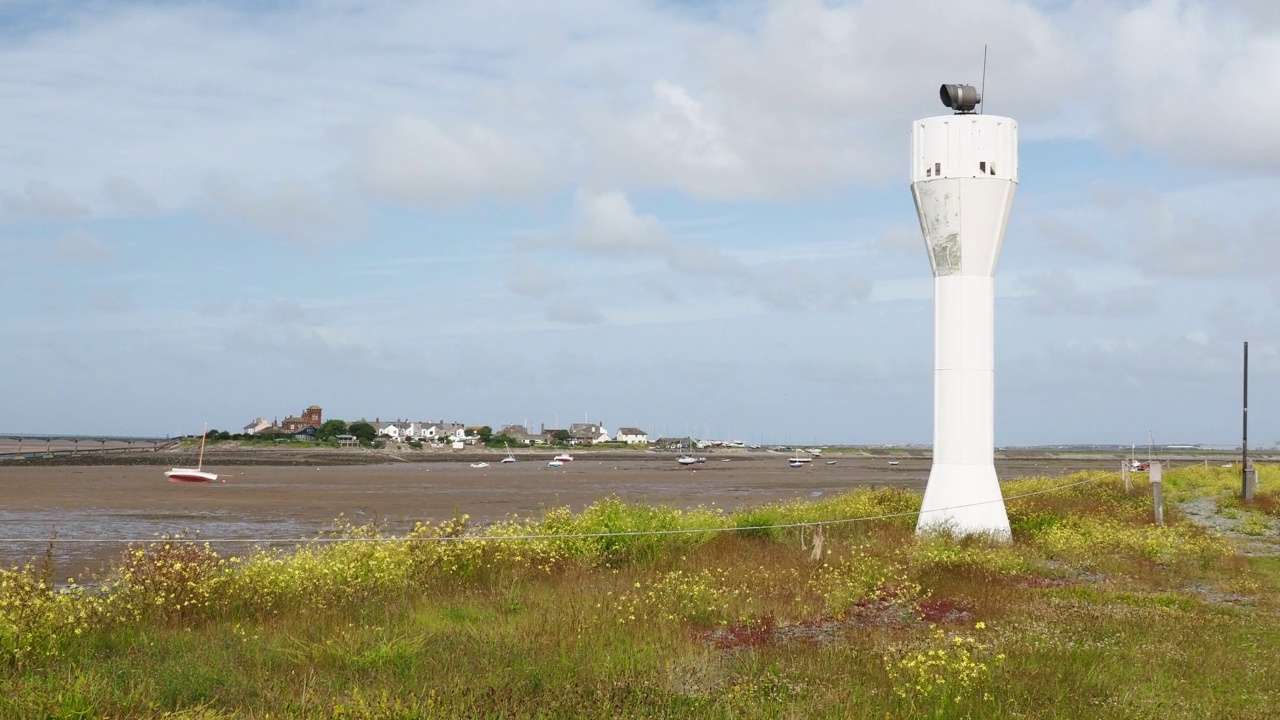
<box><xmin>911</xmin><ymin>84</ymin><xmax>1016</xmax><ymax>537</ymax></box>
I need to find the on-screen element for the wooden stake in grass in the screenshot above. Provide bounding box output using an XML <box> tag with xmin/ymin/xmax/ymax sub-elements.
<box><xmin>1122</xmin><ymin>463</ymin><xmax>1131</xmax><ymax>494</ymax></box>
<box><xmin>809</xmin><ymin>524</ymin><xmax>825</xmax><ymax>563</ymax></box>
<box><xmin>1150</xmin><ymin>461</ymin><xmax>1164</xmax><ymax>527</ymax></box>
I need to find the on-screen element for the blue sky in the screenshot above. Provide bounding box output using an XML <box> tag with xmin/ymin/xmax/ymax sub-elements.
<box><xmin>1</xmin><ymin>0</ymin><xmax>1278</xmax><ymax>446</ymax></box>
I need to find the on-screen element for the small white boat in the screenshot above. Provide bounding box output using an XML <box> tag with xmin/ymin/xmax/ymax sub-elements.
<box><xmin>677</xmin><ymin>455</ymin><xmax>699</xmax><ymax>466</ymax></box>
<box><xmin>553</xmin><ymin>452</ymin><xmax>573</xmax><ymax>463</ymax></box>
<box><xmin>166</xmin><ymin>426</ymin><xmax>220</xmax><ymax>483</ymax></box>
<box><xmin>547</xmin><ymin>460</ymin><xmax>564</xmax><ymax>468</ymax></box>
<box><xmin>470</xmin><ymin>462</ymin><xmax>490</xmax><ymax>469</ymax></box>
<box><xmin>887</xmin><ymin>460</ymin><xmax>900</xmax><ymax>466</ymax></box>
<box><xmin>165</xmin><ymin>467</ymin><xmax>219</xmax><ymax>483</ymax></box>
<box><xmin>789</xmin><ymin>460</ymin><xmax>805</xmax><ymax>468</ymax></box>
<box><xmin>501</xmin><ymin>446</ymin><xmax>516</xmax><ymax>464</ymax></box>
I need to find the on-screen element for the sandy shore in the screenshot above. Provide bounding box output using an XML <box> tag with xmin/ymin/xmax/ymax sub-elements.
<box><xmin>0</xmin><ymin>451</ymin><xmax>1125</xmax><ymax>580</ymax></box>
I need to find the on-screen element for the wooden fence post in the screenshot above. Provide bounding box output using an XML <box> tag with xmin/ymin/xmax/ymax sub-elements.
<box><xmin>1122</xmin><ymin>463</ymin><xmax>1131</xmax><ymax>494</ymax></box>
<box><xmin>1150</xmin><ymin>461</ymin><xmax>1164</xmax><ymax>527</ymax></box>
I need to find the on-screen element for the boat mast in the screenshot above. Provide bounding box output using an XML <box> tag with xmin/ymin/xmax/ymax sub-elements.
<box><xmin>198</xmin><ymin>424</ymin><xmax>207</xmax><ymax>471</ymax></box>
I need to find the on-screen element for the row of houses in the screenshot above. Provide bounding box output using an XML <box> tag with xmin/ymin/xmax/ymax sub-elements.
<box><xmin>243</xmin><ymin>406</ymin><xmax>652</xmax><ymax>446</ymax></box>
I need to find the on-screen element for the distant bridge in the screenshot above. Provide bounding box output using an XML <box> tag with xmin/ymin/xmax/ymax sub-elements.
<box><xmin>0</xmin><ymin>434</ymin><xmax>175</xmax><ymax>460</ymax></box>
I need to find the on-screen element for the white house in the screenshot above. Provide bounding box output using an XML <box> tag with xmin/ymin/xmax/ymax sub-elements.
<box><xmin>614</xmin><ymin>427</ymin><xmax>649</xmax><ymax>444</ymax></box>
<box><xmin>405</xmin><ymin>421</ymin><xmax>466</xmax><ymax>442</ymax></box>
<box><xmin>378</xmin><ymin>421</ymin><xmax>413</xmax><ymax>441</ymax></box>
<box><xmin>242</xmin><ymin>418</ymin><xmax>272</xmax><ymax>435</ymax></box>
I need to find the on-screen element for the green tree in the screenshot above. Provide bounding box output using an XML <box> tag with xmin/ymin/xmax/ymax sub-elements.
<box><xmin>475</xmin><ymin>426</ymin><xmax>493</xmax><ymax>444</ymax></box>
<box><xmin>551</xmin><ymin>429</ymin><xmax>571</xmax><ymax>444</ymax></box>
<box><xmin>348</xmin><ymin>421</ymin><xmax>377</xmax><ymax>444</ymax></box>
<box><xmin>317</xmin><ymin>419</ymin><xmax>348</xmax><ymax>441</ymax></box>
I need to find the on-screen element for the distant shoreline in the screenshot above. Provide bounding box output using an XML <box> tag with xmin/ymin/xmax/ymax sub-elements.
<box><xmin>2</xmin><ymin>442</ymin><xmax>1271</xmax><ymax>468</ymax></box>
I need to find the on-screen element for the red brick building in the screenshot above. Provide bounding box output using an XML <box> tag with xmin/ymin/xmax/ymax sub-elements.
<box><xmin>282</xmin><ymin>405</ymin><xmax>323</xmax><ymax>432</ymax></box>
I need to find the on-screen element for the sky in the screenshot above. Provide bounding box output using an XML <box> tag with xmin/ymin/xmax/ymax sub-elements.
<box><xmin>1</xmin><ymin>0</ymin><xmax>1278</xmax><ymax>447</ymax></box>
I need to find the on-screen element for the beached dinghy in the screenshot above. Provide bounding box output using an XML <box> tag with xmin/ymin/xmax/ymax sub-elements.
<box><xmin>166</xmin><ymin>427</ymin><xmax>220</xmax><ymax>483</ymax></box>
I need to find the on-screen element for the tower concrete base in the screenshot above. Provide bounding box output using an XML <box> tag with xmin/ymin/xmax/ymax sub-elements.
<box><xmin>915</xmin><ymin>463</ymin><xmax>1011</xmax><ymax>539</ymax></box>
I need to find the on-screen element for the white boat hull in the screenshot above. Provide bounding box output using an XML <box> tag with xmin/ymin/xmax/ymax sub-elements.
<box><xmin>165</xmin><ymin>468</ymin><xmax>219</xmax><ymax>483</ymax></box>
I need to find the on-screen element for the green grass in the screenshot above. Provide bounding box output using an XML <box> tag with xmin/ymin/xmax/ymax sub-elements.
<box><xmin>1</xmin><ymin>467</ymin><xmax>1278</xmax><ymax>718</ymax></box>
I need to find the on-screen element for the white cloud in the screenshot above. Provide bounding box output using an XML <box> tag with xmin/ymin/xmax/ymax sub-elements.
<box><xmin>220</xmin><ymin>299</ymin><xmax>383</xmax><ymax>369</ymax></box>
<box><xmin>1019</xmin><ymin>270</ymin><xmax>1158</xmax><ymax>317</ymax></box>
<box><xmin>566</xmin><ymin>188</ymin><xmax>871</xmax><ymax>314</ymax></box>
<box><xmin>204</xmin><ymin>176</ymin><xmax>355</xmax><ymax>245</ymax></box>
<box><xmin>0</xmin><ymin>0</ymin><xmax>1276</xmax><ymax>219</ymax></box>
<box><xmin>1102</xmin><ymin>0</ymin><xmax>1280</xmax><ymax>171</ymax></box>
<box><xmin>343</xmin><ymin>115</ymin><xmax>553</xmax><ymax>209</ymax></box>
<box><xmin>573</xmin><ymin>189</ymin><xmax>671</xmax><ymax>253</ymax></box>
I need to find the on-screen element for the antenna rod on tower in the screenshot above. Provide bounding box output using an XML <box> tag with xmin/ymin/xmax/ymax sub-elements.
<box><xmin>980</xmin><ymin>45</ymin><xmax>988</xmax><ymax>115</ymax></box>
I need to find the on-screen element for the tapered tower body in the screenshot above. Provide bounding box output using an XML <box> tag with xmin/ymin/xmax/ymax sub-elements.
<box><xmin>911</xmin><ymin>85</ymin><xmax>1016</xmax><ymax>538</ymax></box>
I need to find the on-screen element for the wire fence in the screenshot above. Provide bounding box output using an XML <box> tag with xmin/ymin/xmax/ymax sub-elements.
<box><xmin>0</xmin><ymin>475</ymin><xmax>1103</xmax><ymax>546</ymax></box>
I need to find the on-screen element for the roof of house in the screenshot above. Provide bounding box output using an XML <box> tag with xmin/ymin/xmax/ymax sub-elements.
<box><xmin>617</xmin><ymin>427</ymin><xmax>647</xmax><ymax>435</ymax></box>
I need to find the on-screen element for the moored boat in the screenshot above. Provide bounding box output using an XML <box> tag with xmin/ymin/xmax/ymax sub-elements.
<box><xmin>166</xmin><ymin>426</ymin><xmax>220</xmax><ymax>483</ymax></box>
<box><xmin>165</xmin><ymin>468</ymin><xmax>219</xmax><ymax>483</ymax></box>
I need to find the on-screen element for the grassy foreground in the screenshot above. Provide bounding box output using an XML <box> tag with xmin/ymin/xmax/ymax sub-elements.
<box><xmin>2</xmin><ymin>466</ymin><xmax>1280</xmax><ymax>719</ymax></box>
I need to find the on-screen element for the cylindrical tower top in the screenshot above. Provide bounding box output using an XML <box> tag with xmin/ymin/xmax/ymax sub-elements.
<box><xmin>911</xmin><ymin>115</ymin><xmax>1018</xmax><ymax>184</ymax></box>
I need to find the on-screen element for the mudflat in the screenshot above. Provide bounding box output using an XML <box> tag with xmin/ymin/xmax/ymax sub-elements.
<box><xmin>0</xmin><ymin>451</ymin><xmax>1117</xmax><ymax>579</ymax></box>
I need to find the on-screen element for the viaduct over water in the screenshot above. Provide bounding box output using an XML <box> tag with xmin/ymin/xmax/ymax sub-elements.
<box><xmin>0</xmin><ymin>434</ymin><xmax>175</xmax><ymax>460</ymax></box>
